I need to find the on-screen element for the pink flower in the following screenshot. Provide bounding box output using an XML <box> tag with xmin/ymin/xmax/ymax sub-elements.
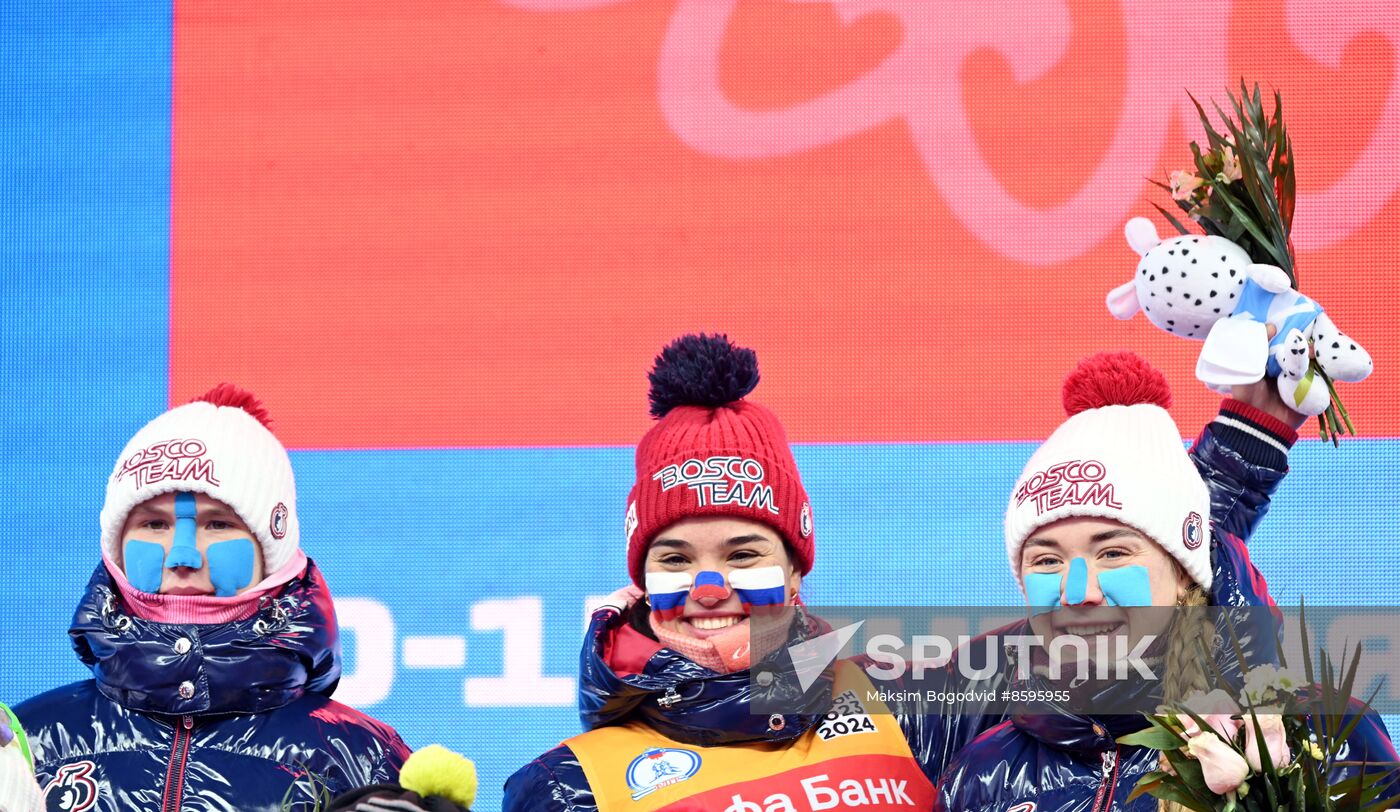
<box><xmin>1219</xmin><ymin>145</ymin><xmax>1242</xmax><ymax>182</ymax></box>
<box><xmin>1243</xmin><ymin>714</ymin><xmax>1291</xmax><ymax>772</ymax></box>
<box><xmin>1170</xmin><ymin>170</ymin><xmax>1206</xmax><ymax>201</ymax></box>
<box><xmin>1159</xmin><ymin>751</ymin><xmax>1178</xmax><ymax>777</ymax></box>
<box><xmin>1179</xmin><ymin>689</ymin><xmax>1242</xmax><ymax>742</ymax></box>
<box><xmin>1186</xmin><ymin>731</ymin><xmax>1251</xmax><ymax>794</ymax></box>
<box><xmin>1181</xmin><ymin>712</ymin><xmax>1242</xmax><ymax>743</ymax></box>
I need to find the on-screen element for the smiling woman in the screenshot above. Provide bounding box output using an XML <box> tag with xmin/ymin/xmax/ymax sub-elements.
<box><xmin>933</xmin><ymin>353</ymin><xmax>1400</xmax><ymax>812</ymax></box>
<box><xmin>501</xmin><ymin>334</ymin><xmax>987</xmax><ymax>811</ymax></box>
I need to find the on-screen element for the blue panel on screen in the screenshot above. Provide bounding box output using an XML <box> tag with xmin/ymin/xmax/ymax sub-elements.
<box><xmin>290</xmin><ymin>441</ymin><xmax>1400</xmax><ymax>810</ymax></box>
<box><xmin>0</xmin><ymin>2</ymin><xmax>171</xmax><ymax>700</ymax></box>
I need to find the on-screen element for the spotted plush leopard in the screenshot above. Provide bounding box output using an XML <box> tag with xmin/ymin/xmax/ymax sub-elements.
<box><xmin>1107</xmin><ymin>217</ymin><xmax>1372</xmax><ymax>416</ymax></box>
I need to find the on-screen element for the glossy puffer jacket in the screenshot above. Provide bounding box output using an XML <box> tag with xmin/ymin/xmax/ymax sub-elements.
<box><xmin>15</xmin><ymin>559</ymin><xmax>410</xmax><ymax>812</ymax></box>
<box><xmin>931</xmin><ymin>437</ymin><xmax>1400</xmax><ymax>809</ymax></box>
<box><xmin>500</xmin><ymin>424</ymin><xmax>1288</xmax><ymax>810</ymax></box>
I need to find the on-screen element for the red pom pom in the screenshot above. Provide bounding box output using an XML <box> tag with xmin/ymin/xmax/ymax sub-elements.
<box><xmin>190</xmin><ymin>383</ymin><xmax>273</xmax><ymax>428</ymax></box>
<box><xmin>1061</xmin><ymin>352</ymin><xmax>1172</xmax><ymax>416</ymax></box>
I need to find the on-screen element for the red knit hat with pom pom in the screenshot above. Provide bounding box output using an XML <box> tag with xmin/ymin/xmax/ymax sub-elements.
<box><xmin>625</xmin><ymin>334</ymin><xmax>813</xmax><ymax>587</ymax></box>
<box><xmin>1005</xmin><ymin>352</ymin><xmax>1212</xmax><ymax>589</ymax></box>
<box><xmin>99</xmin><ymin>384</ymin><xmax>301</xmax><ymax>576</ymax></box>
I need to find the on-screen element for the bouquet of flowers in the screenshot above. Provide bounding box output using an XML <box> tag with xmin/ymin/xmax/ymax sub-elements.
<box><xmin>1119</xmin><ymin>612</ymin><xmax>1397</xmax><ymax>810</ymax></box>
<box><xmin>1151</xmin><ymin>83</ymin><xmax>1367</xmax><ymax>444</ymax></box>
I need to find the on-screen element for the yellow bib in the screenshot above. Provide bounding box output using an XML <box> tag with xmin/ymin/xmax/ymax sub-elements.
<box><xmin>565</xmin><ymin>661</ymin><xmax>933</xmax><ymax>812</ymax></box>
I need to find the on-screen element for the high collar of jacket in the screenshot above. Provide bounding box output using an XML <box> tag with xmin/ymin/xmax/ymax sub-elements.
<box><xmin>577</xmin><ymin>607</ymin><xmax>832</xmax><ymax>746</ymax></box>
<box><xmin>69</xmin><ymin>558</ymin><xmax>342</xmax><ymax>717</ymax></box>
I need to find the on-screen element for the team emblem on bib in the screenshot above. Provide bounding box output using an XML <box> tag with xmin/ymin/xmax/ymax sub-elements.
<box><xmin>43</xmin><ymin>760</ymin><xmax>100</xmax><ymax>812</ymax></box>
<box><xmin>626</xmin><ymin>747</ymin><xmax>701</xmax><ymax>800</ymax></box>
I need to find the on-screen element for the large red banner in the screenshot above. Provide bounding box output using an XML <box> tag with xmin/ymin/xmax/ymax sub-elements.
<box><xmin>172</xmin><ymin>0</ymin><xmax>1399</xmax><ymax>448</ymax></box>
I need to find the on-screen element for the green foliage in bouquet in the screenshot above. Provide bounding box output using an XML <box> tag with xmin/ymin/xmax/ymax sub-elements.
<box><xmin>279</xmin><ymin>764</ymin><xmax>334</xmax><ymax>812</ymax></box>
<box><xmin>1153</xmin><ymin>81</ymin><xmax>1296</xmax><ymax>286</ymax></box>
<box><xmin>1154</xmin><ymin>82</ymin><xmax>1356</xmax><ymax>445</ymax></box>
<box><xmin>1118</xmin><ymin>605</ymin><xmax>1398</xmax><ymax>811</ymax></box>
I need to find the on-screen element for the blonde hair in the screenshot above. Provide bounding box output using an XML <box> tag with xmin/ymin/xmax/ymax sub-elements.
<box><xmin>1159</xmin><ymin>568</ymin><xmax>1212</xmax><ymax>812</ymax></box>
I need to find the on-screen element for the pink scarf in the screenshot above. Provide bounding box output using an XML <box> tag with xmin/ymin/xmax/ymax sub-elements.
<box><xmin>103</xmin><ymin>548</ymin><xmax>309</xmax><ymax>625</ymax></box>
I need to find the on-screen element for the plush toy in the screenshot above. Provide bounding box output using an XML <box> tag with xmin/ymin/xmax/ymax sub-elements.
<box><xmin>1105</xmin><ymin>83</ymin><xmax>1372</xmax><ymax>440</ymax></box>
<box><xmin>1108</xmin><ymin>216</ymin><xmax>1372</xmax><ymax>416</ymax></box>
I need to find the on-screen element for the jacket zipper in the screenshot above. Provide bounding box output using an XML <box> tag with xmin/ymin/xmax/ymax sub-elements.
<box><xmin>1092</xmin><ymin>745</ymin><xmax>1119</xmax><ymax>812</ymax></box>
<box><xmin>161</xmin><ymin>715</ymin><xmax>194</xmax><ymax>812</ymax></box>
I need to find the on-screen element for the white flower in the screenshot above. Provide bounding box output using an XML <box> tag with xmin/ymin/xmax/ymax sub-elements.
<box><xmin>1241</xmin><ymin>665</ymin><xmax>1304</xmax><ymax>705</ymax></box>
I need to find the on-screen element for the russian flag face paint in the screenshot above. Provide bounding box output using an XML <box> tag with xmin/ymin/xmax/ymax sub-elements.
<box><xmin>645</xmin><ymin>571</ymin><xmax>693</xmax><ymax>622</ymax></box>
<box><xmin>729</xmin><ymin>566</ymin><xmax>787</xmax><ymax>611</ymax></box>
<box><xmin>645</xmin><ymin>567</ymin><xmax>790</xmax><ymax>622</ymax></box>
<box><xmin>689</xmin><ymin>570</ymin><xmax>731</xmax><ymax>603</ymax></box>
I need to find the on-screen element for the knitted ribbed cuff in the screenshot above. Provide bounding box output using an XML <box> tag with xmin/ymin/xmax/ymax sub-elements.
<box><xmin>1212</xmin><ymin>399</ymin><xmax>1300</xmax><ymax>470</ymax></box>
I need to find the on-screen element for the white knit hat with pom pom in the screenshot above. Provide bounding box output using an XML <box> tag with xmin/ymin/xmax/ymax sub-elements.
<box><xmin>1004</xmin><ymin>352</ymin><xmax>1212</xmax><ymax>589</ymax></box>
<box><xmin>99</xmin><ymin>384</ymin><xmax>300</xmax><ymax>575</ymax></box>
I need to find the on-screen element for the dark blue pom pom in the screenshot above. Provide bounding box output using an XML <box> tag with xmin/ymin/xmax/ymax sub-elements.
<box><xmin>648</xmin><ymin>333</ymin><xmax>760</xmax><ymax>418</ymax></box>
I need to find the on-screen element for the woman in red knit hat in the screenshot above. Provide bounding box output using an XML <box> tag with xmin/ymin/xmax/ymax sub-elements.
<box><xmin>503</xmin><ymin>334</ymin><xmax>968</xmax><ymax>809</ymax></box>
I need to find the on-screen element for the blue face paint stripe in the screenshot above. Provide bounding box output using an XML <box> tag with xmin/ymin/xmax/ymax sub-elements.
<box><xmin>164</xmin><ymin>491</ymin><xmax>203</xmax><ymax>570</ymax></box>
<box><xmin>123</xmin><ymin>539</ymin><xmax>166</xmax><ymax>594</ymax></box>
<box><xmin>1064</xmin><ymin>557</ymin><xmax>1088</xmax><ymax>605</ymax></box>
<box><xmin>1024</xmin><ymin>572</ymin><xmax>1062</xmax><ymax>615</ymax></box>
<box><xmin>1025</xmin><ymin>562</ymin><xmax>1157</xmax><ymax>614</ymax></box>
<box><xmin>1098</xmin><ymin>565</ymin><xmax>1154</xmax><ymax>608</ymax></box>
<box><xmin>206</xmin><ymin>538</ymin><xmax>256</xmax><ymax>598</ymax></box>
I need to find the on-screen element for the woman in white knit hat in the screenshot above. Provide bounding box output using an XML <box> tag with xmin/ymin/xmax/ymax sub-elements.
<box><xmin>934</xmin><ymin>353</ymin><xmax>1399</xmax><ymax>812</ymax></box>
<box><xmin>12</xmin><ymin>385</ymin><xmax>411</xmax><ymax>809</ymax></box>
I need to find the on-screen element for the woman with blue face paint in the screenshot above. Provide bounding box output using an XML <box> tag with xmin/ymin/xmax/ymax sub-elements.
<box><xmin>13</xmin><ymin>385</ymin><xmax>410</xmax><ymax>809</ymax></box>
<box><xmin>934</xmin><ymin>353</ymin><xmax>1399</xmax><ymax>812</ymax></box>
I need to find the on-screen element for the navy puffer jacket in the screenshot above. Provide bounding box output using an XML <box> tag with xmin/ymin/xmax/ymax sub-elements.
<box><xmin>15</xmin><ymin>559</ymin><xmax>410</xmax><ymax>811</ymax></box>
<box><xmin>501</xmin><ymin>425</ymin><xmax>1287</xmax><ymax>810</ymax></box>
<box><xmin>933</xmin><ymin>431</ymin><xmax>1400</xmax><ymax>810</ymax></box>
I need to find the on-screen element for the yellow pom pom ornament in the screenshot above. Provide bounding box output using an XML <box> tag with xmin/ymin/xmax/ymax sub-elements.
<box><xmin>398</xmin><ymin>744</ymin><xmax>478</xmax><ymax>810</ymax></box>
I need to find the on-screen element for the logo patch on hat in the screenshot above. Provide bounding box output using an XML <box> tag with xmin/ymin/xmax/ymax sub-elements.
<box><xmin>652</xmin><ymin>456</ymin><xmax>778</xmax><ymax>515</ymax></box>
<box><xmin>1183</xmin><ymin>511</ymin><xmax>1204</xmax><ymax>550</ymax></box>
<box><xmin>624</xmin><ymin>500</ymin><xmax>639</xmax><ymax>545</ymax></box>
<box><xmin>800</xmin><ymin>502</ymin><xmax>813</xmax><ymax>538</ymax></box>
<box><xmin>270</xmin><ymin>502</ymin><xmax>289</xmax><ymax>539</ymax></box>
<box><xmin>115</xmin><ymin>438</ymin><xmax>221</xmax><ymax>490</ymax></box>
